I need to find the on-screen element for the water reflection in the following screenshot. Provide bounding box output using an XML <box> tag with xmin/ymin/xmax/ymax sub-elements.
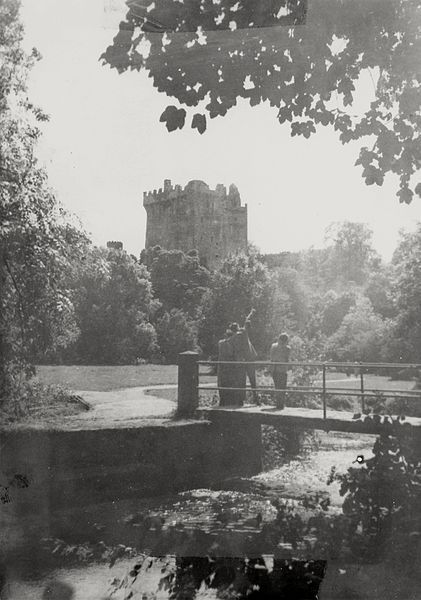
<box><xmin>42</xmin><ymin>579</ymin><xmax>74</xmax><ymax>599</ymax></box>
<box><xmin>4</xmin><ymin>432</ymin><xmax>374</xmax><ymax>598</ymax></box>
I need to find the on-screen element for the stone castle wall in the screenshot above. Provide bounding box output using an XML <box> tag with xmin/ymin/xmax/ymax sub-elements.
<box><xmin>143</xmin><ymin>179</ymin><xmax>247</xmax><ymax>269</ymax></box>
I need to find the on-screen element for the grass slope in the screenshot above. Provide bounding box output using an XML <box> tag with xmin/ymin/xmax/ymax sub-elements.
<box><xmin>36</xmin><ymin>365</ymin><xmax>180</xmax><ymax>392</ymax></box>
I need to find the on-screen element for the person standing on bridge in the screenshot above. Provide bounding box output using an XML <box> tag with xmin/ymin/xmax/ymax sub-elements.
<box><xmin>270</xmin><ymin>333</ymin><xmax>291</xmax><ymax>410</ymax></box>
<box><xmin>230</xmin><ymin>309</ymin><xmax>258</xmax><ymax>403</ymax></box>
<box><xmin>217</xmin><ymin>328</ymin><xmax>235</xmax><ymax>406</ymax></box>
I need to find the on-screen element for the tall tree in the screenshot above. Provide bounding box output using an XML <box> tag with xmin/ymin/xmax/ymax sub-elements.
<box><xmin>155</xmin><ymin>309</ymin><xmax>200</xmax><ymax>363</ymax></box>
<box><xmin>325</xmin><ymin>295</ymin><xmax>390</xmax><ymax>363</ymax></box>
<box><xmin>140</xmin><ymin>246</ymin><xmax>211</xmax><ymax>318</ymax></box>
<box><xmin>364</xmin><ymin>266</ymin><xmax>396</xmax><ymax>320</ymax></box>
<box><xmin>199</xmin><ymin>251</ymin><xmax>276</xmax><ymax>357</ymax></box>
<box><xmin>325</xmin><ymin>222</ymin><xmax>379</xmax><ymax>287</ymax></box>
<box><xmin>69</xmin><ymin>246</ymin><xmax>159</xmax><ymax>364</ymax></box>
<box><xmin>270</xmin><ymin>266</ymin><xmax>309</xmax><ymax>333</ymax></box>
<box><xmin>0</xmin><ymin>0</ymin><xmax>87</xmax><ymax>397</ymax></box>
<box><xmin>103</xmin><ymin>0</ymin><xmax>421</xmax><ymax>201</ymax></box>
<box><xmin>319</xmin><ymin>288</ymin><xmax>358</xmax><ymax>336</ymax></box>
<box><xmin>390</xmin><ymin>224</ymin><xmax>421</xmax><ymax>362</ymax></box>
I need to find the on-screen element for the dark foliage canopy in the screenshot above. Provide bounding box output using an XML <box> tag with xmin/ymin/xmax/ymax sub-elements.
<box><xmin>1</xmin><ymin>0</ymin><xmax>88</xmax><ymax>396</ymax></box>
<box><xmin>102</xmin><ymin>0</ymin><xmax>421</xmax><ymax>201</ymax></box>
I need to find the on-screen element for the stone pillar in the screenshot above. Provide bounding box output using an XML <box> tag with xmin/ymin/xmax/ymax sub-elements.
<box><xmin>177</xmin><ymin>351</ymin><xmax>199</xmax><ymax>418</ymax></box>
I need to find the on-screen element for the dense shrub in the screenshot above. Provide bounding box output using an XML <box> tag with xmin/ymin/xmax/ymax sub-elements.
<box><xmin>325</xmin><ymin>297</ymin><xmax>390</xmax><ymax>363</ymax></box>
<box><xmin>0</xmin><ymin>379</ymin><xmax>86</xmax><ymax>424</ymax></box>
<box><xmin>330</xmin><ymin>433</ymin><xmax>421</xmax><ymax>560</ymax></box>
<box><xmin>156</xmin><ymin>309</ymin><xmax>200</xmax><ymax>363</ymax></box>
<box><xmin>390</xmin><ymin>225</ymin><xmax>421</xmax><ymax>362</ymax></box>
<box><xmin>65</xmin><ymin>247</ymin><xmax>159</xmax><ymax>364</ymax></box>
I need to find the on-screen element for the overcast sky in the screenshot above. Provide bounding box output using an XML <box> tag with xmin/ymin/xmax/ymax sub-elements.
<box><xmin>21</xmin><ymin>0</ymin><xmax>420</xmax><ymax>260</ymax></box>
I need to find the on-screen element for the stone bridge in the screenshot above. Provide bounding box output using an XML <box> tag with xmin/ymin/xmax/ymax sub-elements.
<box><xmin>177</xmin><ymin>352</ymin><xmax>421</xmax><ymax>443</ymax></box>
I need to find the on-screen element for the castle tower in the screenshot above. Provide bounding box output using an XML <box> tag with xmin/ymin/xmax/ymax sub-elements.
<box><xmin>143</xmin><ymin>180</ymin><xmax>247</xmax><ymax>269</ymax></box>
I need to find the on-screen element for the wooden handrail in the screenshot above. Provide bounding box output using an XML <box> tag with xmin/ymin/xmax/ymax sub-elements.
<box><xmin>198</xmin><ymin>360</ymin><xmax>421</xmax><ymax>369</ymax></box>
<box><xmin>191</xmin><ymin>355</ymin><xmax>421</xmax><ymax>420</ymax></box>
<box><xmin>197</xmin><ymin>386</ymin><xmax>421</xmax><ymax>399</ymax></box>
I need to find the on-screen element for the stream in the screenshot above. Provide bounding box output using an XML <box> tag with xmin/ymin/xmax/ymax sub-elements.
<box><xmin>2</xmin><ymin>431</ymin><xmax>376</xmax><ymax>599</ymax></box>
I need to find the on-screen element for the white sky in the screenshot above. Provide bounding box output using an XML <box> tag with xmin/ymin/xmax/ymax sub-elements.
<box><xmin>21</xmin><ymin>0</ymin><xmax>420</xmax><ymax>260</ymax></box>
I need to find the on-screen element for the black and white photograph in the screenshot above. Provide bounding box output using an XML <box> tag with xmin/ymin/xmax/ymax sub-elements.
<box><xmin>1</xmin><ymin>1</ymin><xmax>421</xmax><ymax>598</ymax></box>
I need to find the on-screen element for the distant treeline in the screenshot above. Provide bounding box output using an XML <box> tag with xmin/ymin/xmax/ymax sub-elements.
<box><xmin>32</xmin><ymin>221</ymin><xmax>421</xmax><ymax>369</ymax></box>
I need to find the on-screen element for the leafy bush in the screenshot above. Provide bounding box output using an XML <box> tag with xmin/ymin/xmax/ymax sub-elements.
<box><xmin>0</xmin><ymin>0</ymin><xmax>89</xmax><ymax>397</ymax></box>
<box><xmin>140</xmin><ymin>246</ymin><xmax>211</xmax><ymax>318</ymax></box>
<box><xmin>66</xmin><ymin>247</ymin><xmax>160</xmax><ymax>365</ymax></box>
<box><xmin>390</xmin><ymin>225</ymin><xmax>421</xmax><ymax>362</ymax></box>
<box><xmin>327</xmin><ymin>393</ymin><xmax>359</xmax><ymax>413</ymax></box>
<box><xmin>156</xmin><ymin>309</ymin><xmax>200</xmax><ymax>363</ymax></box>
<box><xmin>0</xmin><ymin>378</ymin><xmax>86</xmax><ymax>424</ymax></box>
<box><xmin>199</xmin><ymin>251</ymin><xmax>277</xmax><ymax>358</ymax></box>
<box><xmin>330</xmin><ymin>433</ymin><xmax>421</xmax><ymax>561</ymax></box>
<box><xmin>325</xmin><ymin>296</ymin><xmax>390</xmax><ymax>363</ymax></box>
<box><xmin>262</xmin><ymin>426</ymin><xmax>307</xmax><ymax>470</ymax></box>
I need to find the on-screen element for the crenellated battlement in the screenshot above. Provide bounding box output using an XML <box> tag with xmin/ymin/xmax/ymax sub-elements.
<box><xmin>143</xmin><ymin>179</ymin><xmax>231</xmax><ymax>205</ymax></box>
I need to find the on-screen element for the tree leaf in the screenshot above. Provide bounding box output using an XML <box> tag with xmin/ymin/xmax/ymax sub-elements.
<box><xmin>159</xmin><ymin>106</ymin><xmax>186</xmax><ymax>132</ymax></box>
<box><xmin>191</xmin><ymin>113</ymin><xmax>207</xmax><ymax>134</ymax></box>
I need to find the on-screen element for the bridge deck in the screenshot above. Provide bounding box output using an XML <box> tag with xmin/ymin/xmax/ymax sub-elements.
<box><xmin>198</xmin><ymin>405</ymin><xmax>421</xmax><ymax>439</ymax></box>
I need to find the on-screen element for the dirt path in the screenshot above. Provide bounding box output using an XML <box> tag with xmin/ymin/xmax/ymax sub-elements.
<box><xmin>62</xmin><ymin>374</ymin><xmax>415</xmax><ymax>430</ymax></box>
<box><xmin>68</xmin><ymin>385</ymin><xmax>178</xmax><ymax>426</ymax></box>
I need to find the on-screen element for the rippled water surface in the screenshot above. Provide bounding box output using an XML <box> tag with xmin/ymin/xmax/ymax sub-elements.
<box><xmin>4</xmin><ymin>431</ymin><xmax>376</xmax><ymax>599</ymax></box>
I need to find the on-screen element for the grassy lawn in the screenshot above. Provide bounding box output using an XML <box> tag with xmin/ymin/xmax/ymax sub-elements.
<box><xmin>7</xmin><ymin>366</ymin><xmax>415</xmax><ymax>427</ymax></box>
<box><xmin>324</xmin><ymin>373</ymin><xmax>416</xmax><ymax>391</ymax></box>
<box><xmin>35</xmin><ymin>365</ymin><xmax>180</xmax><ymax>392</ymax></box>
<box><xmin>34</xmin><ymin>365</ymin><xmax>417</xmax><ymax>407</ymax></box>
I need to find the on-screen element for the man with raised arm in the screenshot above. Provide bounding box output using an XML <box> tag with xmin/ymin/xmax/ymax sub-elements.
<box><xmin>217</xmin><ymin>328</ymin><xmax>235</xmax><ymax>406</ymax></box>
<box><xmin>230</xmin><ymin>309</ymin><xmax>258</xmax><ymax>404</ymax></box>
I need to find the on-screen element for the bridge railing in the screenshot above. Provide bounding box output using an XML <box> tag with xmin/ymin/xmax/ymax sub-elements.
<box><xmin>176</xmin><ymin>352</ymin><xmax>421</xmax><ymax>418</ymax></box>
